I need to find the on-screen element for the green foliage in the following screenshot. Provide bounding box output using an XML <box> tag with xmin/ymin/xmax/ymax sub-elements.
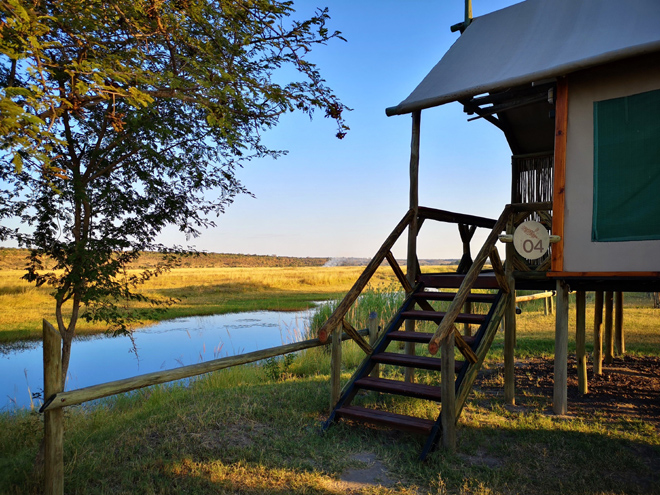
<box><xmin>263</xmin><ymin>353</ymin><xmax>295</xmax><ymax>381</ymax></box>
<box><xmin>0</xmin><ymin>0</ymin><xmax>348</xmax><ymax>376</ymax></box>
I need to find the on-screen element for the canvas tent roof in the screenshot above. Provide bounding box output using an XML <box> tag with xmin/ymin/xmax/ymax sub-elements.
<box><xmin>386</xmin><ymin>0</ymin><xmax>660</xmax><ymax>116</ymax></box>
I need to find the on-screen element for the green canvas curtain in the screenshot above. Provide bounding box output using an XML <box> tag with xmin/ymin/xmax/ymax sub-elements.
<box><xmin>593</xmin><ymin>88</ymin><xmax>660</xmax><ymax>242</ymax></box>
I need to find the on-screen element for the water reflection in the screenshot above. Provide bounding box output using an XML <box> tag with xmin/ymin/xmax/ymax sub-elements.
<box><xmin>0</xmin><ymin>309</ymin><xmax>314</xmax><ymax>411</ymax></box>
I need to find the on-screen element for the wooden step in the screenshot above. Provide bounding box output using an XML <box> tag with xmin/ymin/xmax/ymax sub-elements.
<box><xmin>355</xmin><ymin>376</ymin><xmax>442</xmax><ymax>401</ymax></box>
<box><xmin>414</xmin><ymin>292</ymin><xmax>497</xmax><ymax>303</ymax></box>
<box><xmin>335</xmin><ymin>405</ymin><xmax>435</xmax><ymax>434</ymax></box>
<box><xmin>401</xmin><ymin>310</ymin><xmax>486</xmax><ymax>325</ymax></box>
<box><xmin>372</xmin><ymin>352</ymin><xmax>464</xmax><ymax>373</ymax></box>
<box><xmin>388</xmin><ymin>331</ymin><xmax>476</xmax><ymax>346</ymax></box>
<box><xmin>418</xmin><ymin>273</ymin><xmax>500</xmax><ymax>289</ymax></box>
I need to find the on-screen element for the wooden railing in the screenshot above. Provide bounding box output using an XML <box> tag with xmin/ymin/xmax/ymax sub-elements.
<box><xmin>427</xmin><ymin>201</ymin><xmax>554</xmax><ymax>355</ymax></box>
<box><xmin>39</xmin><ymin>319</ymin><xmax>370</xmax><ymax>494</ymax></box>
<box><xmin>317</xmin><ymin>206</ymin><xmax>500</xmax><ymax>347</ymax></box>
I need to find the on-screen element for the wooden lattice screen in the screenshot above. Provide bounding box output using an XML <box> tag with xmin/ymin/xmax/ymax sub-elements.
<box><xmin>510</xmin><ymin>152</ymin><xmax>554</xmax><ymax>272</ymax></box>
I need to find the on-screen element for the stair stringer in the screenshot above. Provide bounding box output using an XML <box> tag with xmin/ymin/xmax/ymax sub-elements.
<box><xmin>321</xmin><ymin>285</ymin><xmax>423</xmax><ymax>430</ymax></box>
<box><xmin>419</xmin><ymin>289</ymin><xmax>508</xmax><ymax>460</ymax></box>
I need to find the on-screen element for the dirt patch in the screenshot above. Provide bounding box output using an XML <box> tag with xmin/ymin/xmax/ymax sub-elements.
<box><xmin>480</xmin><ymin>355</ymin><xmax>660</xmax><ymax>425</ymax></box>
<box><xmin>326</xmin><ymin>452</ymin><xmax>395</xmax><ymax>493</ymax></box>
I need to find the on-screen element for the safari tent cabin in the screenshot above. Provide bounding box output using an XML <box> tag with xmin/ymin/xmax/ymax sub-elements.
<box><xmin>386</xmin><ymin>0</ymin><xmax>660</xmax><ymax>289</ymax></box>
<box><xmin>383</xmin><ymin>0</ymin><xmax>660</xmax><ymax>415</ymax></box>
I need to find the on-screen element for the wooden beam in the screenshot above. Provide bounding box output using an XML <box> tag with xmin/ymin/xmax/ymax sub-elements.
<box><xmin>318</xmin><ymin>208</ymin><xmax>414</xmax><ymax>343</ymax></box>
<box><xmin>515</xmin><ymin>291</ymin><xmax>553</xmax><ymax>302</ymax></box>
<box><xmin>551</xmin><ymin>77</ymin><xmax>568</xmax><ymax>272</ymax></box>
<box><xmin>417</xmin><ymin>206</ymin><xmax>496</xmax><ymax>229</ymax></box>
<box><xmin>553</xmin><ymin>280</ymin><xmax>569</xmax><ymax>415</ymax></box>
<box><xmin>405</xmin><ymin>110</ymin><xmax>421</xmax><ymax>384</ymax></box>
<box><xmin>341</xmin><ymin>320</ymin><xmax>373</xmax><ymax>354</ymax></box>
<box><xmin>43</xmin><ymin>320</ymin><xmax>64</xmax><ymax>495</ymax></box>
<box><xmin>576</xmin><ymin>291</ymin><xmax>588</xmax><ymax>395</ymax></box>
<box><xmin>386</xmin><ymin>251</ymin><xmax>413</xmax><ymax>293</ymax></box>
<box><xmin>615</xmin><ymin>292</ymin><xmax>624</xmax><ymax>355</ymax></box>
<box><xmin>593</xmin><ymin>291</ymin><xmax>604</xmax><ymax>376</ymax></box>
<box><xmin>489</xmin><ymin>247</ymin><xmax>510</xmax><ymax>293</ymax></box>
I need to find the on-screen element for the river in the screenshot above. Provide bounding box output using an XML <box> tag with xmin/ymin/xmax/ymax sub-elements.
<box><xmin>0</xmin><ymin>308</ymin><xmax>316</xmax><ymax>411</ymax></box>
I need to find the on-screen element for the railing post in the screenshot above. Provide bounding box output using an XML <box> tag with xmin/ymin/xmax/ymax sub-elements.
<box><xmin>330</xmin><ymin>323</ymin><xmax>342</xmax><ymax>411</ymax></box>
<box><xmin>441</xmin><ymin>332</ymin><xmax>456</xmax><ymax>451</ymax></box>
<box><xmin>368</xmin><ymin>312</ymin><xmax>379</xmax><ymax>378</ymax></box>
<box><xmin>43</xmin><ymin>319</ymin><xmax>64</xmax><ymax>495</ymax></box>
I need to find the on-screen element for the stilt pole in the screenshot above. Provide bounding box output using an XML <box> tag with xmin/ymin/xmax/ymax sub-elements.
<box><xmin>615</xmin><ymin>292</ymin><xmax>624</xmax><ymax>355</ymax></box>
<box><xmin>593</xmin><ymin>291</ymin><xmax>603</xmax><ymax>375</ymax></box>
<box><xmin>576</xmin><ymin>291</ymin><xmax>588</xmax><ymax>395</ymax></box>
<box><xmin>604</xmin><ymin>291</ymin><xmax>614</xmax><ymax>365</ymax></box>
<box><xmin>553</xmin><ymin>281</ymin><xmax>569</xmax><ymax>415</ymax></box>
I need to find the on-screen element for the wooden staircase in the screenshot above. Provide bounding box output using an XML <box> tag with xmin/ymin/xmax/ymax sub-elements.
<box><xmin>322</xmin><ymin>272</ymin><xmax>510</xmax><ymax>460</ymax></box>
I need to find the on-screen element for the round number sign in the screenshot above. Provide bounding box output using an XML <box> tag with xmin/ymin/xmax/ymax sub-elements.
<box><xmin>513</xmin><ymin>221</ymin><xmax>549</xmax><ymax>260</ymax></box>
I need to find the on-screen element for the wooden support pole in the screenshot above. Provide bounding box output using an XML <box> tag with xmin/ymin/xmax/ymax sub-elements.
<box><xmin>504</xmin><ymin>222</ymin><xmax>516</xmax><ymax>405</ymax></box>
<box><xmin>330</xmin><ymin>323</ymin><xmax>342</xmax><ymax>411</ymax></box>
<box><xmin>463</xmin><ymin>300</ymin><xmax>472</xmax><ymax>337</ymax></box>
<box><xmin>544</xmin><ymin>296</ymin><xmax>549</xmax><ymax>316</ymax></box>
<box><xmin>576</xmin><ymin>291</ymin><xmax>588</xmax><ymax>395</ymax></box>
<box><xmin>593</xmin><ymin>291</ymin><xmax>604</xmax><ymax>376</ymax></box>
<box><xmin>441</xmin><ymin>332</ymin><xmax>456</xmax><ymax>451</ymax></box>
<box><xmin>615</xmin><ymin>291</ymin><xmax>624</xmax><ymax>355</ymax></box>
<box><xmin>604</xmin><ymin>291</ymin><xmax>614</xmax><ymax>365</ymax></box>
<box><xmin>549</xmin><ymin>293</ymin><xmax>554</xmax><ymax>315</ymax></box>
<box><xmin>553</xmin><ymin>281</ymin><xmax>569</xmax><ymax>415</ymax></box>
<box><xmin>368</xmin><ymin>312</ymin><xmax>379</xmax><ymax>378</ymax></box>
<box><xmin>405</xmin><ymin>110</ymin><xmax>421</xmax><ymax>384</ymax></box>
<box><xmin>43</xmin><ymin>319</ymin><xmax>64</xmax><ymax>495</ymax></box>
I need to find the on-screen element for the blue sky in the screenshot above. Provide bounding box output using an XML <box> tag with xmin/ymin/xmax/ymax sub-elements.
<box><xmin>164</xmin><ymin>0</ymin><xmax>524</xmax><ymax>260</ymax></box>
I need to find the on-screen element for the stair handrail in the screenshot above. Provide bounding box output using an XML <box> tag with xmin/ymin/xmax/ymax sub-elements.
<box><xmin>318</xmin><ymin>208</ymin><xmax>415</xmax><ymax>344</ymax></box>
<box><xmin>427</xmin><ymin>205</ymin><xmax>514</xmax><ymax>355</ymax></box>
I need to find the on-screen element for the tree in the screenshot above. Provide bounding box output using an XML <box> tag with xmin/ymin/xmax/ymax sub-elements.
<box><xmin>0</xmin><ymin>0</ymin><xmax>348</xmax><ymax>382</ymax></box>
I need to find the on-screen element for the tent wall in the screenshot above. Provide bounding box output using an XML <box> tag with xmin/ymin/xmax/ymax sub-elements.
<box><xmin>563</xmin><ymin>53</ymin><xmax>660</xmax><ymax>272</ymax></box>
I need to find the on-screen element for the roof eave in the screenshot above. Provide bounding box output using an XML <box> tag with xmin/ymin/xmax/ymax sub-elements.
<box><xmin>385</xmin><ymin>40</ymin><xmax>660</xmax><ymax>117</ymax></box>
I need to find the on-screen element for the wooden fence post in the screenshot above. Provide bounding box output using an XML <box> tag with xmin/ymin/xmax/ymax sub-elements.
<box><xmin>43</xmin><ymin>319</ymin><xmax>64</xmax><ymax>495</ymax></box>
<box><xmin>544</xmin><ymin>296</ymin><xmax>549</xmax><ymax>316</ymax></box>
<box><xmin>368</xmin><ymin>312</ymin><xmax>379</xmax><ymax>378</ymax></box>
<box><xmin>604</xmin><ymin>291</ymin><xmax>614</xmax><ymax>365</ymax></box>
<box><xmin>553</xmin><ymin>281</ymin><xmax>569</xmax><ymax>415</ymax></box>
<box><xmin>441</xmin><ymin>332</ymin><xmax>456</xmax><ymax>451</ymax></box>
<box><xmin>615</xmin><ymin>292</ymin><xmax>624</xmax><ymax>355</ymax></box>
<box><xmin>330</xmin><ymin>323</ymin><xmax>342</xmax><ymax>411</ymax></box>
<box><xmin>549</xmin><ymin>293</ymin><xmax>554</xmax><ymax>315</ymax></box>
<box><xmin>593</xmin><ymin>291</ymin><xmax>603</xmax><ymax>375</ymax></box>
<box><xmin>575</xmin><ymin>291</ymin><xmax>588</xmax><ymax>395</ymax></box>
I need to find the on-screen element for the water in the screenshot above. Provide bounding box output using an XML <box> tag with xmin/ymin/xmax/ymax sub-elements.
<box><xmin>0</xmin><ymin>309</ymin><xmax>315</xmax><ymax>411</ymax></box>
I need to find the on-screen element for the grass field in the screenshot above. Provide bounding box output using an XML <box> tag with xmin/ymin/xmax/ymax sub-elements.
<box><xmin>1</xmin><ymin>257</ymin><xmax>659</xmax><ymax>494</ymax></box>
<box><xmin>0</xmin><ymin>265</ymin><xmax>401</xmax><ymax>342</ymax></box>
